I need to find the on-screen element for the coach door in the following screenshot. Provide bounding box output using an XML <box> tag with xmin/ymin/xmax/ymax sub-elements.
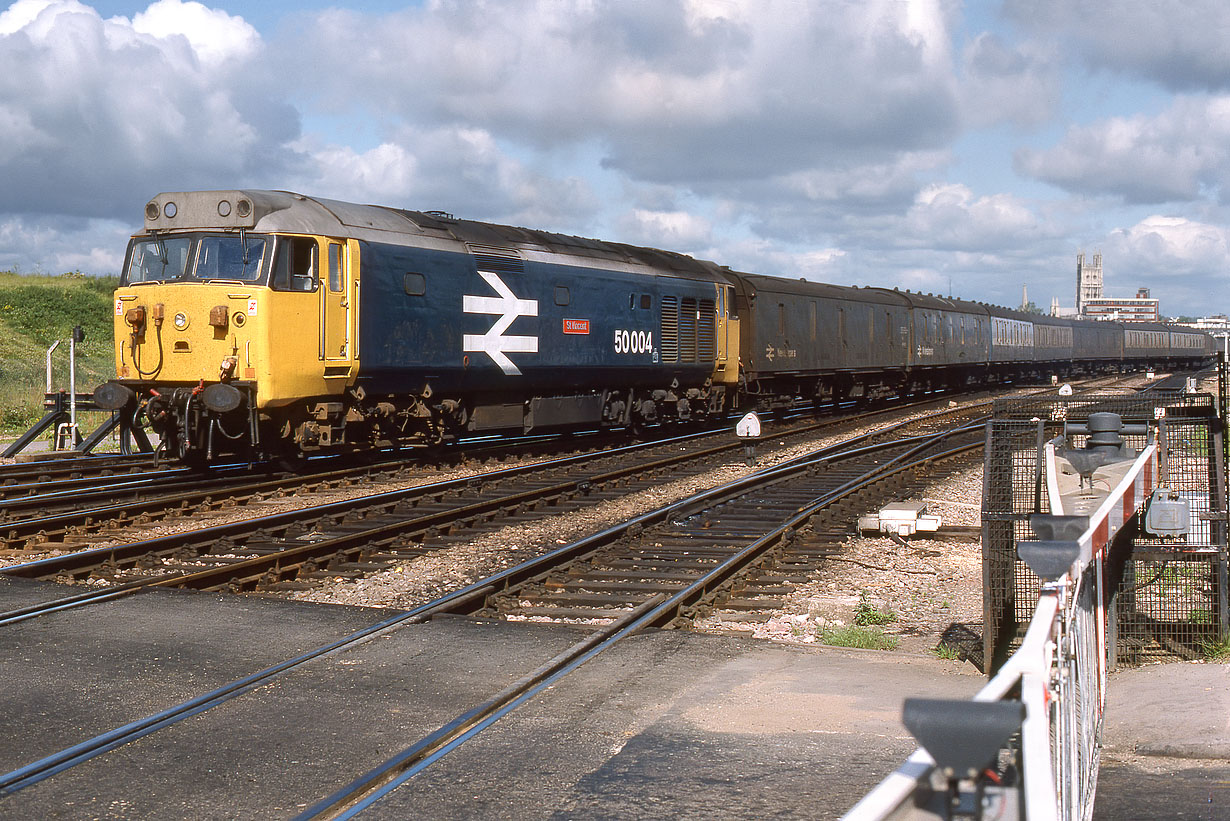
<box><xmin>321</xmin><ymin>239</ymin><xmax>353</xmax><ymax>366</ymax></box>
<box><xmin>714</xmin><ymin>284</ymin><xmax>739</xmax><ymax>385</ymax></box>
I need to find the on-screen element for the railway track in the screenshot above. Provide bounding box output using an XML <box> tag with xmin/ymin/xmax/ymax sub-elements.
<box><xmin>0</xmin><ymin>452</ymin><xmax>155</xmax><ymax>488</ymax></box>
<box><xmin>0</xmin><ymin>372</ymin><xmax>1168</xmax><ymax>607</ymax></box>
<box><xmin>1</xmin><ymin>400</ymin><xmax>989</xmax><ymax>619</ymax></box>
<box><xmin>488</xmin><ymin>436</ymin><xmax>984</xmax><ymax>625</ymax></box>
<box><xmin>0</xmin><ymin>424</ymin><xmax>673</xmax><ymax>548</ymax></box>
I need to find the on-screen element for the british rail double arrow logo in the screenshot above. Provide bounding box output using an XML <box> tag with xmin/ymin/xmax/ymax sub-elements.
<box><xmin>462</xmin><ymin>270</ymin><xmax>539</xmax><ymax>375</ymax></box>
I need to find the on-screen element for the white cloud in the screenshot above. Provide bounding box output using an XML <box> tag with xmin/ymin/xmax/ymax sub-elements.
<box><xmin>1105</xmin><ymin>215</ymin><xmax>1230</xmax><ymax>274</ymax></box>
<box><xmin>614</xmin><ymin>208</ymin><xmax>713</xmax><ymax>250</ymax></box>
<box><xmin>959</xmin><ymin>33</ymin><xmax>1059</xmax><ymax>128</ymax></box>
<box><xmin>131</xmin><ymin>0</ymin><xmax>260</xmax><ymax>68</ymax></box>
<box><xmin>289</xmin><ymin>125</ymin><xmax>599</xmax><ymax>230</ymax></box>
<box><xmin>281</xmin><ymin>0</ymin><xmax>962</xmax><ymax>184</ymax></box>
<box><xmin>1016</xmin><ymin>96</ymin><xmax>1230</xmax><ymax>204</ymax></box>
<box><xmin>0</xmin><ymin>213</ymin><xmax>129</xmax><ymax>274</ymax></box>
<box><xmin>1097</xmin><ymin>215</ymin><xmax>1230</xmax><ymax>315</ymax></box>
<box><xmin>0</xmin><ymin>0</ymin><xmax>298</xmax><ymax>217</ymax></box>
<box><xmin>904</xmin><ymin>183</ymin><xmax>1041</xmax><ymax>249</ymax></box>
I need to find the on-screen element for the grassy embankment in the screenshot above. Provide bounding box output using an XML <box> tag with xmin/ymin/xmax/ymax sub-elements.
<box><xmin>0</xmin><ymin>272</ymin><xmax>118</xmax><ymax>440</ymax></box>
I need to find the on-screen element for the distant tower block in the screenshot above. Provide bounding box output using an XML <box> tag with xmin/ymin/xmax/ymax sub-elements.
<box><xmin>1021</xmin><ymin>284</ymin><xmax>1028</xmax><ymax>311</ymax></box>
<box><xmin>1076</xmin><ymin>251</ymin><xmax>1103</xmax><ymax>315</ymax></box>
<box><xmin>1050</xmin><ymin>296</ymin><xmax>1060</xmax><ymax>316</ymax></box>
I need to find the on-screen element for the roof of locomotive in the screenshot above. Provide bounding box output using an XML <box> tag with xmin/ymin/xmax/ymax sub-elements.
<box><xmin>140</xmin><ymin>190</ymin><xmax>730</xmax><ymax>283</ymax></box>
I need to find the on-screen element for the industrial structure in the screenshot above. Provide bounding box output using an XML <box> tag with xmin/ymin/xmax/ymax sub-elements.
<box><xmin>1082</xmin><ymin>287</ymin><xmax>1161</xmax><ymax>322</ymax></box>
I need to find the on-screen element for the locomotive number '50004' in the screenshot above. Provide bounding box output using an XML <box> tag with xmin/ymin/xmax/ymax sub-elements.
<box><xmin>614</xmin><ymin>329</ymin><xmax>653</xmax><ymax>354</ymax></box>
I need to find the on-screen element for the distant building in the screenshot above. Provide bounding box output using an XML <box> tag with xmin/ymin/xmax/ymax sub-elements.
<box><xmin>1082</xmin><ymin>287</ymin><xmax>1160</xmax><ymax>322</ymax></box>
<box><xmin>1076</xmin><ymin>251</ymin><xmax>1103</xmax><ymax>314</ymax></box>
<box><xmin>1192</xmin><ymin>314</ymin><xmax>1229</xmax><ymax>332</ymax></box>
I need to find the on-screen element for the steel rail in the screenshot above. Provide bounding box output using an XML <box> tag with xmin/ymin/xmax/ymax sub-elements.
<box><xmin>0</xmin><ymin>390</ymin><xmax>981</xmax><ymax>549</ymax></box>
<box><xmin>0</xmin><ymin>406</ymin><xmax>989</xmax><ymax>626</ymax></box>
<box><xmin>296</xmin><ymin>434</ymin><xmax>986</xmax><ymax>819</ymax></box>
<box><xmin>0</xmin><ymin>424</ymin><xmax>983</xmax><ymax>798</ymax></box>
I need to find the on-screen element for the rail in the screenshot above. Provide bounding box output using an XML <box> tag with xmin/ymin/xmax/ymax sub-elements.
<box><xmin>845</xmin><ymin>433</ymin><xmax>1159</xmax><ymax>821</ymax></box>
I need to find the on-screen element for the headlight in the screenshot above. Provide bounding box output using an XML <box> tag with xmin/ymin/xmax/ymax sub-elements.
<box><xmin>173</xmin><ymin>312</ymin><xmax>189</xmax><ymax>330</ymax></box>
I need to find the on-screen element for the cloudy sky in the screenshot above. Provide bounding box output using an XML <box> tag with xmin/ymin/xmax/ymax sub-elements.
<box><xmin>1</xmin><ymin>0</ymin><xmax>1227</xmax><ymax>318</ymax></box>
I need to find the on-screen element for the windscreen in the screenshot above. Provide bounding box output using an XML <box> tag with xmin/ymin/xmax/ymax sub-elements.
<box><xmin>123</xmin><ymin>236</ymin><xmax>192</xmax><ymax>284</ymax></box>
<box><xmin>121</xmin><ymin>233</ymin><xmax>270</xmax><ymax>285</ymax></box>
<box><xmin>193</xmin><ymin>235</ymin><xmax>267</xmax><ymax>282</ymax></box>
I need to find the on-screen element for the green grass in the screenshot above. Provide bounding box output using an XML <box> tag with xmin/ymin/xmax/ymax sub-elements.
<box><xmin>853</xmin><ymin>591</ymin><xmax>896</xmax><ymax>626</ymax></box>
<box><xmin>931</xmin><ymin>643</ymin><xmax>962</xmax><ymax>660</ymax></box>
<box><xmin>1200</xmin><ymin>634</ymin><xmax>1230</xmax><ymax>661</ymax></box>
<box><xmin>817</xmin><ymin>624</ymin><xmax>899</xmax><ymax>650</ymax></box>
<box><xmin>0</xmin><ymin>271</ymin><xmax>118</xmax><ymax>436</ymax></box>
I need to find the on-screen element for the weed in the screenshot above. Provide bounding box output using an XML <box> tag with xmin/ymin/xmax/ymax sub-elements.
<box><xmin>854</xmin><ymin>591</ymin><xmax>896</xmax><ymax>626</ymax></box>
<box><xmin>1200</xmin><ymin>634</ymin><xmax>1230</xmax><ymax>661</ymax></box>
<box><xmin>931</xmin><ymin>644</ymin><xmax>962</xmax><ymax>660</ymax></box>
<box><xmin>818</xmin><ymin>624</ymin><xmax>899</xmax><ymax>650</ymax></box>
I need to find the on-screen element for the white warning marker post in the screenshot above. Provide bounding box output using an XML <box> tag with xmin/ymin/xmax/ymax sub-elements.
<box><xmin>736</xmin><ymin>411</ymin><xmax>762</xmax><ymax>466</ymax></box>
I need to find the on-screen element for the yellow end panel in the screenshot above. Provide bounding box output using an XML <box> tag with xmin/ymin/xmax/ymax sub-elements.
<box><xmin>113</xmin><ymin>284</ymin><xmax>261</xmax><ymax>386</ymax></box>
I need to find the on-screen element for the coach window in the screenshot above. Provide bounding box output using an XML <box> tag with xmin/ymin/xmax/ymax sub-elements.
<box><xmin>403</xmin><ymin>272</ymin><xmax>426</xmax><ymax>296</ymax></box>
<box><xmin>270</xmin><ymin>237</ymin><xmax>318</xmax><ymax>292</ymax></box>
<box><xmin>555</xmin><ymin>286</ymin><xmax>570</xmax><ymax>306</ymax></box>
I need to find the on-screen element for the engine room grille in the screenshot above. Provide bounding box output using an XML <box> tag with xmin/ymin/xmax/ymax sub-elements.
<box><xmin>660</xmin><ymin>296</ymin><xmax>715</xmax><ymax>364</ymax></box>
<box><xmin>468</xmin><ymin>244</ymin><xmax>524</xmax><ymax>274</ymax></box>
<box><xmin>680</xmin><ymin>298</ymin><xmax>698</xmax><ymax>362</ymax></box>
<box><xmin>697</xmin><ymin>298</ymin><xmax>715</xmax><ymax>361</ymax></box>
<box><xmin>661</xmin><ymin>296</ymin><xmax>679</xmax><ymax>363</ymax></box>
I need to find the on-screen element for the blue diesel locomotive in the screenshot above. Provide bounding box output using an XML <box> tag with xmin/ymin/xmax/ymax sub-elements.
<box><xmin>92</xmin><ymin>190</ymin><xmax>1216</xmax><ymax>462</ymax></box>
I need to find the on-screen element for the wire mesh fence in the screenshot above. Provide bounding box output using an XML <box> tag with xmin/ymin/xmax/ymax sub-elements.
<box><xmin>982</xmin><ymin>390</ymin><xmax>1227</xmax><ymax>671</ymax></box>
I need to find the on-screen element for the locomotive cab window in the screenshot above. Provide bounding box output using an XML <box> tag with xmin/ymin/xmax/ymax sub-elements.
<box><xmin>555</xmin><ymin>286</ymin><xmax>570</xmax><ymax>306</ymax></box>
<box><xmin>270</xmin><ymin>237</ymin><xmax>319</xmax><ymax>292</ymax></box>
<box><xmin>123</xmin><ymin>232</ymin><xmax>271</xmax><ymax>286</ymax></box>
<box><xmin>193</xmin><ymin>234</ymin><xmax>267</xmax><ymax>283</ymax></box>
<box><xmin>123</xmin><ymin>236</ymin><xmax>192</xmax><ymax>284</ymax></box>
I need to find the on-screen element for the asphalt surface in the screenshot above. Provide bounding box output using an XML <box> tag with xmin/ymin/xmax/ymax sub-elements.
<box><xmin>1093</xmin><ymin>660</ymin><xmax>1230</xmax><ymax>820</ymax></box>
<box><xmin>0</xmin><ymin>575</ymin><xmax>1223</xmax><ymax>819</ymax></box>
<box><xmin>0</xmin><ymin>575</ymin><xmax>984</xmax><ymax>819</ymax></box>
